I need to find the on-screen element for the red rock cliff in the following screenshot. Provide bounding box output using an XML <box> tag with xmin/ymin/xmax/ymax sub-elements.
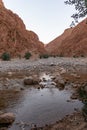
<box><xmin>0</xmin><ymin>0</ymin><xmax>45</xmax><ymax>57</ymax></box>
<box><xmin>46</xmin><ymin>19</ymin><xmax>87</xmax><ymax>57</ymax></box>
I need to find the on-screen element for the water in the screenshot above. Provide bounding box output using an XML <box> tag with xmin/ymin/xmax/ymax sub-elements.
<box><xmin>0</xmin><ymin>73</ymin><xmax>83</xmax><ymax>130</ymax></box>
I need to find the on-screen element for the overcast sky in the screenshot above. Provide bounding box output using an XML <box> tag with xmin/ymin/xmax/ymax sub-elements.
<box><xmin>3</xmin><ymin>0</ymin><xmax>77</xmax><ymax>43</ymax></box>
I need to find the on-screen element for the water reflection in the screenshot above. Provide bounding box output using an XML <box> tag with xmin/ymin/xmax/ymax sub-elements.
<box><xmin>3</xmin><ymin>88</ymin><xmax>83</xmax><ymax>130</ymax></box>
<box><xmin>0</xmin><ymin>73</ymin><xmax>84</xmax><ymax>130</ymax></box>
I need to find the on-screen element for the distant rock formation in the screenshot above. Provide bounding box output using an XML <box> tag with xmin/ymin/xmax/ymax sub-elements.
<box><xmin>46</xmin><ymin>19</ymin><xmax>87</xmax><ymax>57</ymax></box>
<box><xmin>0</xmin><ymin>0</ymin><xmax>46</xmax><ymax>58</ymax></box>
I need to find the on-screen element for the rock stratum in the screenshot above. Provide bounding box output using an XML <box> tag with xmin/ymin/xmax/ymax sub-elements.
<box><xmin>0</xmin><ymin>0</ymin><xmax>45</xmax><ymax>57</ymax></box>
<box><xmin>46</xmin><ymin>19</ymin><xmax>87</xmax><ymax>57</ymax></box>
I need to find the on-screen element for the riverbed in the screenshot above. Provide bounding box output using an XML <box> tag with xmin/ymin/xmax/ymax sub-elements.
<box><xmin>0</xmin><ymin>57</ymin><xmax>87</xmax><ymax>130</ymax></box>
<box><xmin>0</xmin><ymin>84</ymin><xmax>83</xmax><ymax>130</ymax></box>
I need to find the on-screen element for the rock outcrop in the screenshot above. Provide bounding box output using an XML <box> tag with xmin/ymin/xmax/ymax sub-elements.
<box><xmin>0</xmin><ymin>0</ymin><xmax>46</xmax><ymax>58</ymax></box>
<box><xmin>46</xmin><ymin>19</ymin><xmax>87</xmax><ymax>57</ymax></box>
<box><xmin>0</xmin><ymin>112</ymin><xmax>15</xmax><ymax>124</ymax></box>
<box><xmin>24</xmin><ymin>76</ymin><xmax>39</xmax><ymax>85</ymax></box>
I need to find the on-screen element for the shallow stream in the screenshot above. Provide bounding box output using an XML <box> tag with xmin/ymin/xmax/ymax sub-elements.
<box><xmin>0</xmin><ymin>73</ymin><xmax>83</xmax><ymax>130</ymax></box>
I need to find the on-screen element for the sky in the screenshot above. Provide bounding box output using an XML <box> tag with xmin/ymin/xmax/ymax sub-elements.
<box><xmin>3</xmin><ymin>0</ymin><xmax>76</xmax><ymax>43</ymax></box>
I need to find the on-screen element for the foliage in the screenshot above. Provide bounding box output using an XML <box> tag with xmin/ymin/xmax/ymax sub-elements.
<box><xmin>39</xmin><ymin>54</ymin><xmax>49</xmax><ymax>59</ymax></box>
<box><xmin>1</xmin><ymin>52</ymin><xmax>11</xmax><ymax>61</ymax></box>
<box><xmin>24</xmin><ymin>52</ymin><xmax>32</xmax><ymax>59</ymax></box>
<box><xmin>70</xmin><ymin>21</ymin><xmax>75</xmax><ymax>27</ymax></box>
<box><xmin>73</xmin><ymin>55</ymin><xmax>78</xmax><ymax>58</ymax></box>
<box><xmin>78</xmin><ymin>87</ymin><xmax>87</xmax><ymax>98</ymax></box>
<box><xmin>73</xmin><ymin>54</ymin><xmax>85</xmax><ymax>58</ymax></box>
<box><xmin>78</xmin><ymin>86</ymin><xmax>87</xmax><ymax>105</ymax></box>
<box><xmin>80</xmin><ymin>54</ymin><xmax>85</xmax><ymax>57</ymax></box>
<box><xmin>64</xmin><ymin>0</ymin><xmax>87</xmax><ymax>22</ymax></box>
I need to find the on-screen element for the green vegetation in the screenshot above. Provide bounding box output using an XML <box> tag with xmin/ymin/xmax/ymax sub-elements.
<box><xmin>78</xmin><ymin>86</ymin><xmax>87</xmax><ymax>119</ymax></box>
<box><xmin>39</xmin><ymin>54</ymin><xmax>49</xmax><ymax>59</ymax></box>
<box><xmin>78</xmin><ymin>86</ymin><xmax>87</xmax><ymax>107</ymax></box>
<box><xmin>1</xmin><ymin>52</ymin><xmax>11</xmax><ymax>61</ymax></box>
<box><xmin>78</xmin><ymin>87</ymin><xmax>87</xmax><ymax>99</ymax></box>
<box><xmin>24</xmin><ymin>52</ymin><xmax>32</xmax><ymax>59</ymax></box>
<box><xmin>73</xmin><ymin>55</ymin><xmax>78</xmax><ymax>58</ymax></box>
<box><xmin>39</xmin><ymin>54</ymin><xmax>64</xmax><ymax>59</ymax></box>
<box><xmin>81</xmin><ymin>54</ymin><xmax>85</xmax><ymax>57</ymax></box>
<box><xmin>64</xmin><ymin>0</ymin><xmax>87</xmax><ymax>23</ymax></box>
<box><xmin>73</xmin><ymin>54</ymin><xmax>85</xmax><ymax>58</ymax></box>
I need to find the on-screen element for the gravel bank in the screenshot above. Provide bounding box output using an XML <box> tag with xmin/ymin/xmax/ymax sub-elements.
<box><xmin>0</xmin><ymin>57</ymin><xmax>87</xmax><ymax>73</ymax></box>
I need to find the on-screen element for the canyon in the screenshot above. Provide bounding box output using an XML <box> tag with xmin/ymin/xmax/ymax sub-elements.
<box><xmin>0</xmin><ymin>0</ymin><xmax>87</xmax><ymax>58</ymax></box>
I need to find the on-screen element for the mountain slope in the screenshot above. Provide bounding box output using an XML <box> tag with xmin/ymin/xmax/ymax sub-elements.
<box><xmin>0</xmin><ymin>0</ymin><xmax>45</xmax><ymax>57</ymax></box>
<box><xmin>46</xmin><ymin>19</ymin><xmax>87</xmax><ymax>57</ymax></box>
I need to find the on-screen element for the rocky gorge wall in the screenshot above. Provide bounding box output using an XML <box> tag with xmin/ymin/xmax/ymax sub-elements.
<box><xmin>0</xmin><ymin>0</ymin><xmax>46</xmax><ymax>58</ymax></box>
<box><xmin>46</xmin><ymin>19</ymin><xmax>87</xmax><ymax>57</ymax></box>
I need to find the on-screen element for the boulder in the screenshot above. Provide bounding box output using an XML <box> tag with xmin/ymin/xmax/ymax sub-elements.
<box><xmin>24</xmin><ymin>76</ymin><xmax>39</xmax><ymax>85</ymax></box>
<box><xmin>70</xmin><ymin>93</ymin><xmax>78</xmax><ymax>100</ymax></box>
<box><xmin>54</xmin><ymin>76</ymin><xmax>65</xmax><ymax>89</ymax></box>
<box><xmin>24</xmin><ymin>77</ymin><xmax>33</xmax><ymax>85</ymax></box>
<box><xmin>0</xmin><ymin>112</ymin><xmax>15</xmax><ymax>124</ymax></box>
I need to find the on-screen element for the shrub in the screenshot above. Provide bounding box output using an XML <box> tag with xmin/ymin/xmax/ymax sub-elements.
<box><xmin>24</xmin><ymin>52</ymin><xmax>32</xmax><ymax>59</ymax></box>
<box><xmin>78</xmin><ymin>87</ymin><xmax>86</xmax><ymax>99</ymax></box>
<box><xmin>81</xmin><ymin>54</ymin><xmax>84</xmax><ymax>57</ymax></box>
<box><xmin>73</xmin><ymin>55</ymin><xmax>78</xmax><ymax>58</ymax></box>
<box><xmin>39</xmin><ymin>54</ymin><xmax>49</xmax><ymax>59</ymax></box>
<box><xmin>1</xmin><ymin>52</ymin><xmax>11</xmax><ymax>61</ymax></box>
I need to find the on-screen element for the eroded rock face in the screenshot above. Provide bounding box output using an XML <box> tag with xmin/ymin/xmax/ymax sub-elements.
<box><xmin>0</xmin><ymin>0</ymin><xmax>46</xmax><ymax>58</ymax></box>
<box><xmin>46</xmin><ymin>19</ymin><xmax>87</xmax><ymax>57</ymax></box>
